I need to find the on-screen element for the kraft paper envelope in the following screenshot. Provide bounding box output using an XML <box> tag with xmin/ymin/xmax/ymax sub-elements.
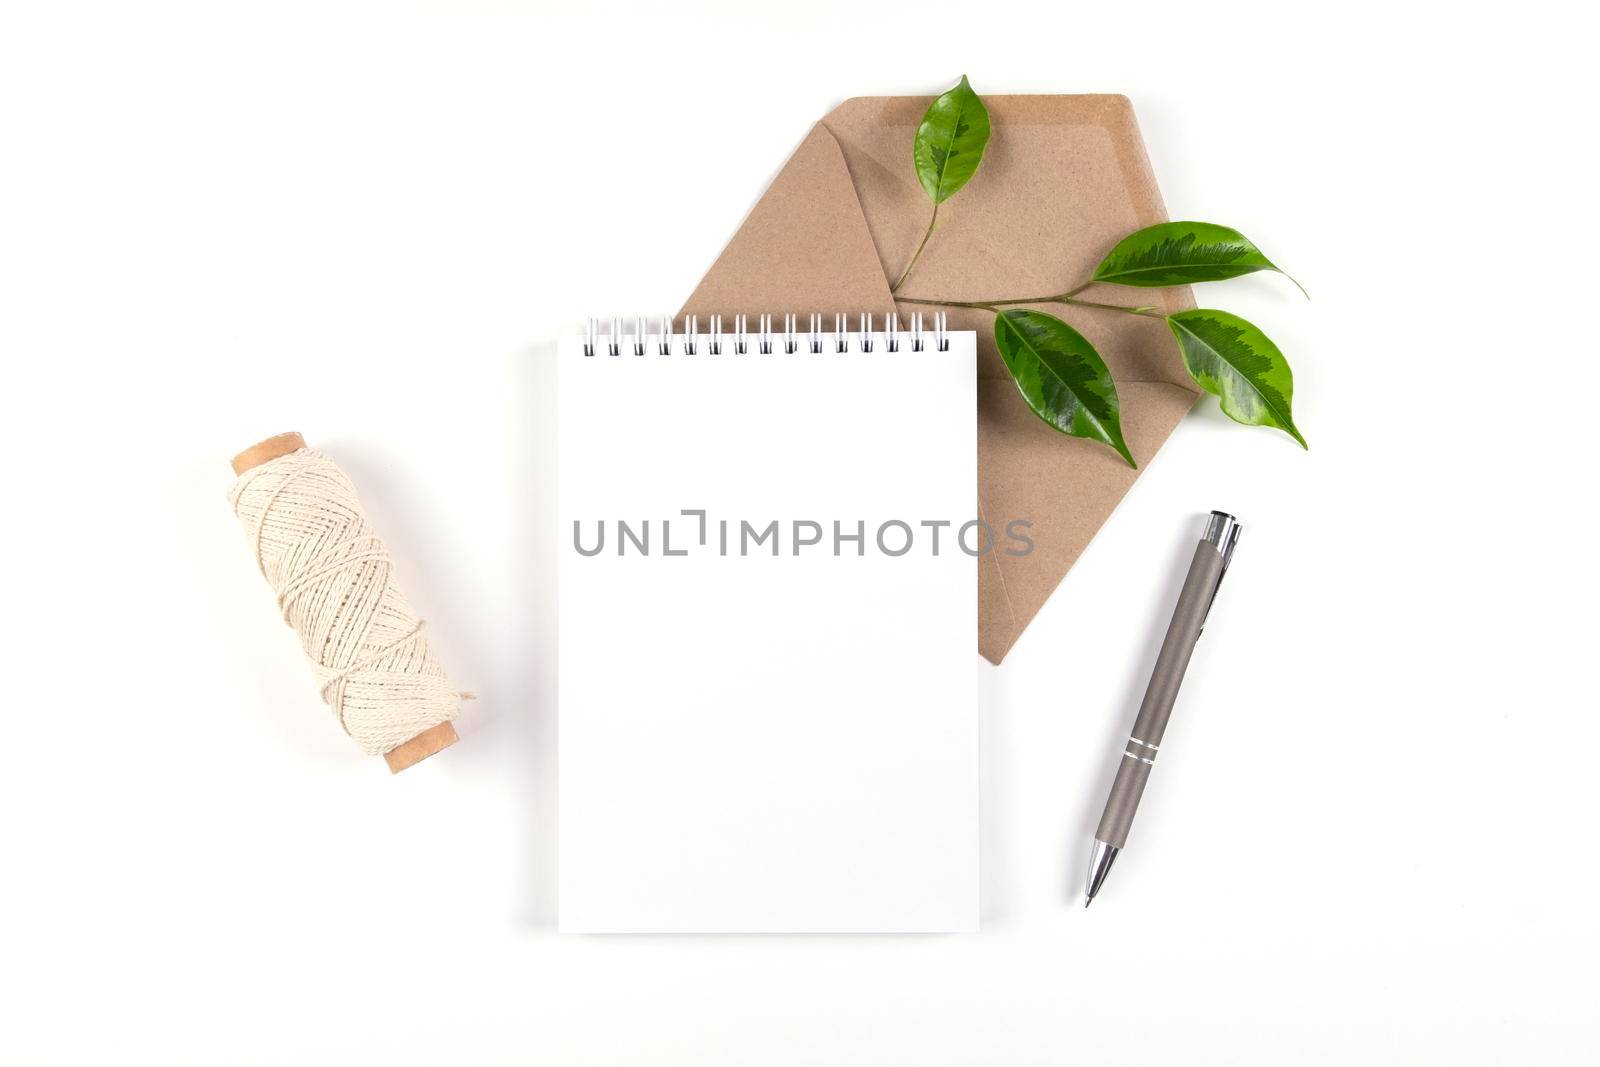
<box><xmin>682</xmin><ymin>95</ymin><xmax>1199</xmax><ymax>664</ymax></box>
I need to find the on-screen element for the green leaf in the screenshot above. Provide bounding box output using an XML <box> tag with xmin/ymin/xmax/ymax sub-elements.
<box><xmin>1167</xmin><ymin>309</ymin><xmax>1307</xmax><ymax>447</ymax></box>
<box><xmin>994</xmin><ymin>310</ymin><xmax>1134</xmax><ymax>467</ymax></box>
<box><xmin>913</xmin><ymin>75</ymin><xmax>991</xmax><ymax>205</ymax></box>
<box><xmin>1092</xmin><ymin>222</ymin><xmax>1306</xmax><ymax>294</ymax></box>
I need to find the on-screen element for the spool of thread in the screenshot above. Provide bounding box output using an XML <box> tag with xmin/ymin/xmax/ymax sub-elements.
<box><xmin>229</xmin><ymin>432</ymin><xmax>463</xmax><ymax>773</ymax></box>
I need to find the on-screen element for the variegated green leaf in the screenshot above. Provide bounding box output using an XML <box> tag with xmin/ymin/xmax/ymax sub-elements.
<box><xmin>913</xmin><ymin>75</ymin><xmax>991</xmax><ymax>205</ymax></box>
<box><xmin>1167</xmin><ymin>309</ymin><xmax>1307</xmax><ymax>447</ymax></box>
<box><xmin>1093</xmin><ymin>222</ymin><xmax>1304</xmax><ymax>293</ymax></box>
<box><xmin>994</xmin><ymin>310</ymin><xmax>1134</xmax><ymax>467</ymax></box>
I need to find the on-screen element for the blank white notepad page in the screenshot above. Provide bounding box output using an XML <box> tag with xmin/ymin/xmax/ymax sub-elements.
<box><xmin>558</xmin><ymin>328</ymin><xmax>977</xmax><ymax>932</ymax></box>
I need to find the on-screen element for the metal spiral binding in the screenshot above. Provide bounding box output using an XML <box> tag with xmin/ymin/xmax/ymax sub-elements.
<box><xmin>581</xmin><ymin>312</ymin><xmax>949</xmax><ymax>357</ymax></box>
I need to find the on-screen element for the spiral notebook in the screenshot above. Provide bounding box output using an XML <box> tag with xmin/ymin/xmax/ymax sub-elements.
<box><xmin>558</xmin><ymin>315</ymin><xmax>978</xmax><ymax>933</ymax></box>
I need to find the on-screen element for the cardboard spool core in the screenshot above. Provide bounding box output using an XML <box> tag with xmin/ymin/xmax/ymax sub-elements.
<box><xmin>231</xmin><ymin>431</ymin><xmax>460</xmax><ymax>773</ymax></box>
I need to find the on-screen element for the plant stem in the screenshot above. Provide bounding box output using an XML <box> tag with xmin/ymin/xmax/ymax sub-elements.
<box><xmin>890</xmin><ymin>204</ymin><xmax>939</xmax><ymax>294</ymax></box>
<box><xmin>1060</xmin><ymin>297</ymin><xmax>1163</xmax><ymax>317</ymax></box>
<box><xmin>896</xmin><ymin>297</ymin><xmax>1006</xmax><ymax>313</ymax></box>
<box><xmin>895</xmin><ymin>294</ymin><xmax>1161</xmax><ymax>318</ymax></box>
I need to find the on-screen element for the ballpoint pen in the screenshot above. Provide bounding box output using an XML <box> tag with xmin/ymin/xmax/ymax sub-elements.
<box><xmin>1084</xmin><ymin>510</ymin><xmax>1241</xmax><ymax>907</ymax></box>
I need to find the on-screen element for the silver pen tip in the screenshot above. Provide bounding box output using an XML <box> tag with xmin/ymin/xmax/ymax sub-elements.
<box><xmin>1084</xmin><ymin>839</ymin><xmax>1119</xmax><ymax>904</ymax></box>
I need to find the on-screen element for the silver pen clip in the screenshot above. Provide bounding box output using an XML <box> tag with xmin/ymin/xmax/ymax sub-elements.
<box><xmin>1199</xmin><ymin>510</ymin><xmax>1242</xmax><ymax>634</ymax></box>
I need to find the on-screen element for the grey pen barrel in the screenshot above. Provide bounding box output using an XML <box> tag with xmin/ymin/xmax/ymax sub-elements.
<box><xmin>1093</xmin><ymin>527</ymin><xmax>1230</xmax><ymax>849</ymax></box>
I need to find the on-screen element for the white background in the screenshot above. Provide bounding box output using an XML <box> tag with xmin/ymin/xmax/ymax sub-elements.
<box><xmin>1</xmin><ymin>1</ymin><xmax>1594</xmax><ymax>1063</ymax></box>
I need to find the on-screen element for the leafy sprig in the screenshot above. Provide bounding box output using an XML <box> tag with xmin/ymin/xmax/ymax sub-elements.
<box><xmin>893</xmin><ymin>76</ymin><xmax>1309</xmax><ymax>467</ymax></box>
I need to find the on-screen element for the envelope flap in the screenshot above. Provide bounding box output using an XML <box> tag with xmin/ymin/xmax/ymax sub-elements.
<box><xmin>680</xmin><ymin>124</ymin><xmax>897</xmax><ymax>320</ymax></box>
<box><xmin>824</xmin><ymin>94</ymin><xmax>1204</xmax><ymax>662</ymax></box>
<box><xmin>823</xmin><ymin>94</ymin><xmax>1198</xmax><ymax>387</ymax></box>
<box><xmin>679</xmin><ymin>94</ymin><xmax>1205</xmax><ymax>664</ymax></box>
<box><xmin>975</xmin><ymin>378</ymin><xmax>1193</xmax><ymax>662</ymax></box>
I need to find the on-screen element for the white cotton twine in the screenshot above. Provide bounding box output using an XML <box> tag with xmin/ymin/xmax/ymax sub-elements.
<box><xmin>229</xmin><ymin>447</ymin><xmax>463</xmax><ymax>756</ymax></box>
